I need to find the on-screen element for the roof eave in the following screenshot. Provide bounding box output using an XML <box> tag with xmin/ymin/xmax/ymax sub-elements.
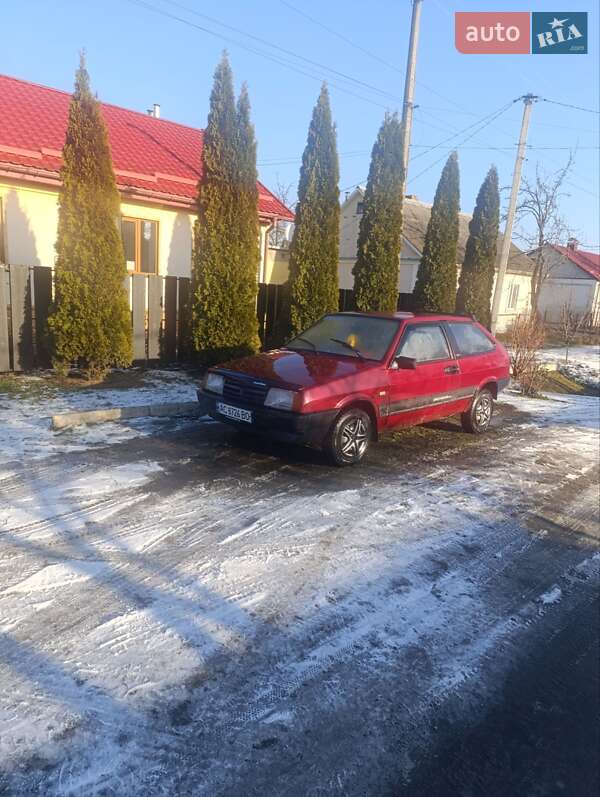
<box><xmin>0</xmin><ymin>162</ymin><xmax>294</xmax><ymax>219</ymax></box>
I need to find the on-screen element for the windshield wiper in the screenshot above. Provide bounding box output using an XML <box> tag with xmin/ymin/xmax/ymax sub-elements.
<box><xmin>330</xmin><ymin>338</ymin><xmax>364</xmax><ymax>359</ymax></box>
<box><xmin>291</xmin><ymin>336</ymin><xmax>317</xmax><ymax>351</ymax></box>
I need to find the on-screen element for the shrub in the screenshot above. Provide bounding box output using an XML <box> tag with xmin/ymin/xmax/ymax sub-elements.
<box><xmin>412</xmin><ymin>152</ymin><xmax>460</xmax><ymax>313</ymax></box>
<box><xmin>191</xmin><ymin>54</ymin><xmax>261</xmax><ymax>365</ymax></box>
<box><xmin>508</xmin><ymin>314</ymin><xmax>545</xmax><ymax>396</ymax></box>
<box><xmin>288</xmin><ymin>84</ymin><xmax>340</xmax><ymax>335</ymax></box>
<box><xmin>48</xmin><ymin>55</ymin><xmax>132</xmax><ymax>380</ymax></box>
<box><xmin>353</xmin><ymin>113</ymin><xmax>404</xmax><ymax>312</ymax></box>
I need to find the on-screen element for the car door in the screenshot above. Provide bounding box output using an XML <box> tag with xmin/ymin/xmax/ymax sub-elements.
<box><xmin>384</xmin><ymin>322</ymin><xmax>463</xmax><ymax>428</ymax></box>
<box><xmin>445</xmin><ymin>321</ymin><xmax>499</xmax><ymax>395</ymax></box>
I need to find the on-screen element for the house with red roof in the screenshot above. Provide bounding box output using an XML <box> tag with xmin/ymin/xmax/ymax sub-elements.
<box><xmin>529</xmin><ymin>239</ymin><xmax>600</xmax><ymax>325</ymax></box>
<box><xmin>0</xmin><ymin>74</ymin><xmax>293</xmax><ymax>282</ymax></box>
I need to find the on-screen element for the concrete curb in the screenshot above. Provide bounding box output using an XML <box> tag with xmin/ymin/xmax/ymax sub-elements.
<box><xmin>51</xmin><ymin>401</ymin><xmax>201</xmax><ymax>431</ymax></box>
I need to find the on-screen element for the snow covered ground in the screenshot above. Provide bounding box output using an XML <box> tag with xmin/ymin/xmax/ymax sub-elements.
<box><xmin>538</xmin><ymin>344</ymin><xmax>600</xmax><ymax>390</ymax></box>
<box><xmin>0</xmin><ymin>380</ymin><xmax>598</xmax><ymax>795</ymax></box>
<box><xmin>0</xmin><ymin>369</ymin><xmax>198</xmax><ymax>464</ymax></box>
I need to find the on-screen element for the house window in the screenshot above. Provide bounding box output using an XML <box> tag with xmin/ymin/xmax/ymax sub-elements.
<box><xmin>0</xmin><ymin>198</ymin><xmax>5</xmax><ymax>263</ymax></box>
<box><xmin>506</xmin><ymin>282</ymin><xmax>520</xmax><ymax>311</ymax></box>
<box><xmin>356</xmin><ymin>202</ymin><xmax>364</xmax><ymax>215</ymax></box>
<box><xmin>121</xmin><ymin>217</ymin><xmax>158</xmax><ymax>273</ymax></box>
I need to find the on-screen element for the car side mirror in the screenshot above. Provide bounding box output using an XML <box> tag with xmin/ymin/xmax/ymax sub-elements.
<box><xmin>394</xmin><ymin>355</ymin><xmax>417</xmax><ymax>370</ymax></box>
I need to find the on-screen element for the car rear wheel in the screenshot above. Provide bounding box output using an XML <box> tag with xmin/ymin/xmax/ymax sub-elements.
<box><xmin>327</xmin><ymin>408</ymin><xmax>371</xmax><ymax>466</ymax></box>
<box><xmin>461</xmin><ymin>388</ymin><xmax>494</xmax><ymax>434</ymax></box>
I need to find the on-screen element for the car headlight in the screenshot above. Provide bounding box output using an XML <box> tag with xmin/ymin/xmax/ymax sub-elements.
<box><xmin>264</xmin><ymin>387</ymin><xmax>296</xmax><ymax>411</ymax></box>
<box><xmin>203</xmin><ymin>372</ymin><xmax>224</xmax><ymax>395</ymax></box>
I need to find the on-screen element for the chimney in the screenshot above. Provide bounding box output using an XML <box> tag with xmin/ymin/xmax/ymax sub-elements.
<box><xmin>567</xmin><ymin>237</ymin><xmax>579</xmax><ymax>251</ymax></box>
<box><xmin>147</xmin><ymin>103</ymin><xmax>161</xmax><ymax>118</ymax></box>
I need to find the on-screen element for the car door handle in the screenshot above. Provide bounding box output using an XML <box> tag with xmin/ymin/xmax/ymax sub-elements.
<box><xmin>444</xmin><ymin>365</ymin><xmax>460</xmax><ymax>374</ymax></box>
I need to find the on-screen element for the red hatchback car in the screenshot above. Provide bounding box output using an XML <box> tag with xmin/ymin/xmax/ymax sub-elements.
<box><xmin>197</xmin><ymin>312</ymin><xmax>510</xmax><ymax>465</ymax></box>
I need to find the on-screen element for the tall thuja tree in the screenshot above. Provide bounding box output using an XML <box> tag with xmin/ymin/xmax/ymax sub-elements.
<box><xmin>192</xmin><ymin>54</ymin><xmax>260</xmax><ymax>363</ymax></box>
<box><xmin>353</xmin><ymin>112</ymin><xmax>404</xmax><ymax>312</ymax></box>
<box><xmin>288</xmin><ymin>84</ymin><xmax>339</xmax><ymax>335</ymax></box>
<box><xmin>48</xmin><ymin>54</ymin><xmax>131</xmax><ymax>378</ymax></box>
<box><xmin>455</xmin><ymin>166</ymin><xmax>500</xmax><ymax>327</ymax></box>
<box><xmin>412</xmin><ymin>151</ymin><xmax>460</xmax><ymax>313</ymax></box>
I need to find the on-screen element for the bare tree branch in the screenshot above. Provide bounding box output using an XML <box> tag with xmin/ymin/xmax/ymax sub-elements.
<box><xmin>513</xmin><ymin>156</ymin><xmax>576</xmax><ymax>311</ymax></box>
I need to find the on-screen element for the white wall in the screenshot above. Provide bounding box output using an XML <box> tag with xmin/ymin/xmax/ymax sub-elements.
<box><xmin>538</xmin><ymin>278</ymin><xmax>598</xmax><ymax>322</ymax></box>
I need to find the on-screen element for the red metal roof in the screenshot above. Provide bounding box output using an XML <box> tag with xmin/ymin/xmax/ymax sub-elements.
<box><xmin>553</xmin><ymin>244</ymin><xmax>600</xmax><ymax>281</ymax></box>
<box><xmin>0</xmin><ymin>73</ymin><xmax>294</xmax><ymax>220</ymax></box>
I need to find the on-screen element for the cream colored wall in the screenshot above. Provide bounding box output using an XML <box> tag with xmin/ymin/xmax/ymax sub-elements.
<box><xmin>120</xmin><ymin>199</ymin><xmax>193</xmax><ymax>278</ymax></box>
<box><xmin>493</xmin><ymin>272</ymin><xmax>532</xmax><ymax>332</ymax></box>
<box><xmin>263</xmin><ymin>246</ymin><xmax>290</xmax><ymax>284</ymax></box>
<box><xmin>0</xmin><ymin>182</ymin><xmax>59</xmax><ymax>267</ymax></box>
<box><xmin>0</xmin><ymin>180</ymin><xmax>270</xmax><ymax>280</ymax></box>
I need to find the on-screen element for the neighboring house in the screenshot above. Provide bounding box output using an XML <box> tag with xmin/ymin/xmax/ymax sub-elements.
<box><xmin>339</xmin><ymin>188</ymin><xmax>534</xmax><ymax>331</ymax></box>
<box><xmin>0</xmin><ymin>74</ymin><xmax>293</xmax><ymax>279</ymax></box>
<box><xmin>530</xmin><ymin>240</ymin><xmax>600</xmax><ymax>325</ymax></box>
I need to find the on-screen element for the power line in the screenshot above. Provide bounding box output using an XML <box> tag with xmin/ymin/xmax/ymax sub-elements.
<box><xmin>338</xmin><ymin>100</ymin><xmax>518</xmax><ymax>194</ymax></box>
<box><xmin>408</xmin><ymin>101</ymin><xmax>518</xmax><ymax>184</ymax></box>
<box><xmin>154</xmin><ymin>0</ymin><xmax>406</xmax><ymax>105</ymax></box>
<box><xmin>278</xmin><ymin>0</ymin><xmax>472</xmax><ymax>115</ymax></box>
<box><xmin>277</xmin><ymin>0</ymin><xmax>403</xmax><ymax>76</ymax></box>
<box><xmin>542</xmin><ymin>98</ymin><xmax>600</xmax><ymax>115</ymax></box>
<box><xmin>124</xmin><ymin>0</ymin><xmax>403</xmax><ymax>111</ymax></box>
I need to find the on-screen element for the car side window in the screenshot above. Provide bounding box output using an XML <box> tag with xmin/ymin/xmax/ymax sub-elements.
<box><xmin>449</xmin><ymin>322</ymin><xmax>495</xmax><ymax>356</ymax></box>
<box><xmin>397</xmin><ymin>324</ymin><xmax>451</xmax><ymax>362</ymax></box>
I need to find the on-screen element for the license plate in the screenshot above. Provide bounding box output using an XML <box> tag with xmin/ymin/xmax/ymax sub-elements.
<box><xmin>216</xmin><ymin>402</ymin><xmax>252</xmax><ymax>423</ymax></box>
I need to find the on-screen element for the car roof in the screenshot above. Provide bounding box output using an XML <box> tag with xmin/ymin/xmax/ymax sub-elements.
<box><xmin>335</xmin><ymin>311</ymin><xmax>475</xmax><ymax>322</ymax></box>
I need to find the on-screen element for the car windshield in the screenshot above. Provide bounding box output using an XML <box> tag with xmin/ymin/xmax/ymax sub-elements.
<box><xmin>286</xmin><ymin>314</ymin><xmax>400</xmax><ymax>361</ymax></box>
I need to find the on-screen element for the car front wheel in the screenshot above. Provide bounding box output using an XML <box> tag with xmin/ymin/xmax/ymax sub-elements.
<box><xmin>327</xmin><ymin>408</ymin><xmax>372</xmax><ymax>466</ymax></box>
<box><xmin>461</xmin><ymin>388</ymin><xmax>494</xmax><ymax>434</ymax></box>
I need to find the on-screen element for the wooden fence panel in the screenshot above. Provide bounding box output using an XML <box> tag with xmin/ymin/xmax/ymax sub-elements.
<box><xmin>0</xmin><ymin>266</ymin><xmax>9</xmax><ymax>372</ymax></box>
<box><xmin>9</xmin><ymin>265</ymin><xmax>32</xmax><ymax>372</ymax></box>
<box><xmin>163</xmin><ymin>276</ymin><xmax>178</xmax><ymax>362</ymax></box>
<box><xmin>177</xmin><ymin>278</ymin><xmax>191</xmax><ymax>361</ymax></box>
<box><xmin>33</xmin><ymin>266</ymin><xmax>52</xmax><ymax>368</ymax></box>
<box><xmin>131</xmin><ymin>274</ymin><xmax>146</xmax><ymax>361</ymax></box>
<box><xmin>147</xmin><ymin>276</ymin><xmax>162</xmax><ymax>360</ymax></box>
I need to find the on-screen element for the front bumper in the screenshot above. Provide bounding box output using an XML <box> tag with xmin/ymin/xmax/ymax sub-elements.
<box><xmin>197</xmin><ymin>389</ymin><xmax>337</xmax><ymax>448</ymax></box>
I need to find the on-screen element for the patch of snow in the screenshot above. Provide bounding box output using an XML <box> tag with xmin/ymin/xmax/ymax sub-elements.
<box><xmin>3</xmin><ymin>561</ymin><xmax>107</xmax><ymax>594</ymax></box>
<box><xmin>539</xmin><ymin>586</ymin><xmax>562</xmax><ymax>605</ymax></box>
<box><xmin>0</xmin><ymin>370</ymin><xmax>199</xmax><ymax>464</ymax></box>
<box><xmin>538</xmin><ymin>345</ymin><xmax>600</xmax><ymax>390</ymax></box>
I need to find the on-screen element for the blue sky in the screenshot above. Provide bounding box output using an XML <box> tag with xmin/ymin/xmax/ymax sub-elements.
<box><xmin>3</xmin><ymin>0</ymin><xmax>598</xmax><ymax>247</ymax></box>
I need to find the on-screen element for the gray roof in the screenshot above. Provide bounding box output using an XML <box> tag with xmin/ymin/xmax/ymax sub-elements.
<box><xmin>401</xmin><ymin>198</ymin><xmax>534</xmax><ymax>274</ymax></box>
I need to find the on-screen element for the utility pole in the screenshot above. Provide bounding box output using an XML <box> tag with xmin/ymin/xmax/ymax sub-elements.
<box><xmin>400</xmin><ymin>0</ymin><xmax>424</xmax><ymax>198</ymax></box>
<box><xmin>490</xmin><ymin>93</ymin><xmax>538</xmax><ymax>333</ymax></box>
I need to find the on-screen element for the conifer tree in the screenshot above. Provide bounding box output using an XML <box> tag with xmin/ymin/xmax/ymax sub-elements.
<box><xmin>48</xmin><ymin>54</ymin><xmax>132</xmax><ymax>378</ymax></box>
<box><xmin>192</xmin><ymin>54</ymin><xmax>260</xmax><ymax>363</ymax></box>
<box><xmin>412</xmin><ymin>151</ymin><xmax>461</xmax><ymax>313</ymax></box>
<box><xmin>288</xmin><ymin>84</ymin><xmax>340</xmax><ymax>335</ymax></box>
<box><xmin>353</xmin><ymin>113</ymin><xmax>404</xmax><ymax>312</ymax></box>
<box><xmin>455</xmin><ymin>166</ymin><xmax>500</xmax><ymax>327</ymax></box>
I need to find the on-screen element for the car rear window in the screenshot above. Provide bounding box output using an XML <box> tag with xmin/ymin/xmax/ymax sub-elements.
<box><xmin>449</xmin><ymin>322</ymin><xmax>495</xmax><ymax>355</ymax></box>
<box><xmin>286</xmin><ymin>314</ymin><xmax>400</xmax><ymax>361</ymax></box>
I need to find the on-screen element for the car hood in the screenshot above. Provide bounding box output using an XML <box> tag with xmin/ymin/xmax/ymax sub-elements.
<box><xmin>216</xmin><ymin>349</ymin><xmax>378</xmax><ymax>390</ymax></box>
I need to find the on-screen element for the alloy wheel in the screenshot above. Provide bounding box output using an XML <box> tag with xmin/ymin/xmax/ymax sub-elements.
<box><xmin>475</xmin><ymin>394</ymin><xmax>492</xmax><ymax>428</ymax></box>
<box><xmin>340</xmin><ymin>416</ymin><xmax>369</xmax><ymax>460</ymax></box>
